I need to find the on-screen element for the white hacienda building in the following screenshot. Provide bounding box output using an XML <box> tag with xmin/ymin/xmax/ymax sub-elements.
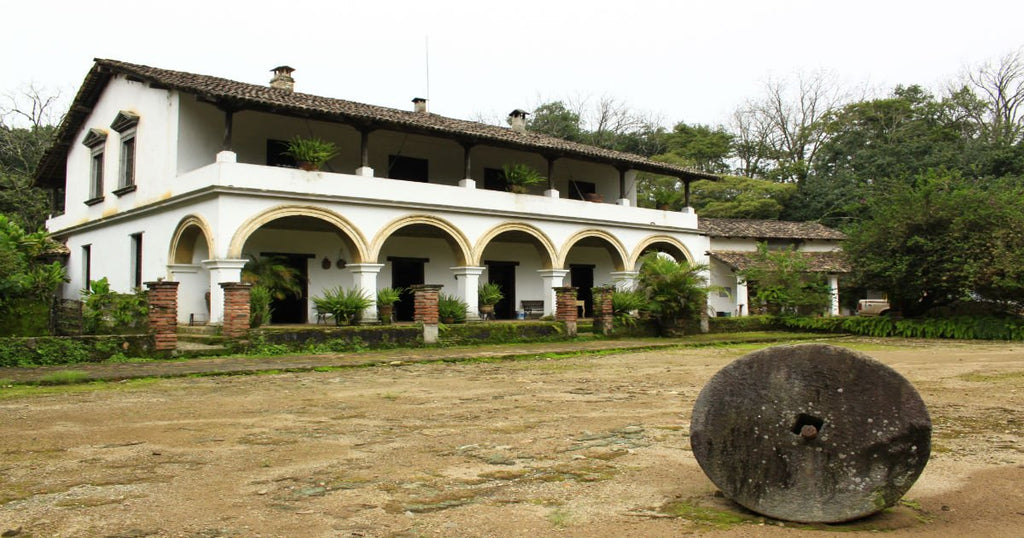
<box><xmin>35</xmin><ymin>59</ymin><xmax>845</xmax><ymax>326</ymax></box>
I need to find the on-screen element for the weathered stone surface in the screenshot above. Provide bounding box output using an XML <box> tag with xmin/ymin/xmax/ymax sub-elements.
<box><xmin>690</xmin><ymin>343</ymin><xmax>931</xmax><ymax>523</ymax></box>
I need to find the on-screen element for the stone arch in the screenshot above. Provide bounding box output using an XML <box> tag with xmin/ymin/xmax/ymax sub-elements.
<box><xmin>370</xmin><ymin>214</ymin><xmax>472</xmax><ymax>266</ymax></box>
<box><xmin>473</xmin><ymin>222</ymin><xmax>557</xmax><ymax>269</ymax></box>
<box><xmin>557</xmin><ymin>229</ymin><xmax>629</xmax><ymax>272</ymax></box>
<box><xmin>227</xmin><ymin>205</ymin><xmax>369</xmax><ymax>262</ymax></box>
<box><xmin>168</xmin><ymin>214</ymin><xmax>215</xmax><ymax>264</ymax></box>
<box><xmin>630</xmin><ymin>235</ymin><xmax>694</xmax><ymax>268</ymax></box>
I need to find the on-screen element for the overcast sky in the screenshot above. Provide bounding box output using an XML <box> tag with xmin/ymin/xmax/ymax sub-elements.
<box><xmin>4</xmin><ymin>0</ymin><xmax>1023</xmax><ymax>128</ymax></box>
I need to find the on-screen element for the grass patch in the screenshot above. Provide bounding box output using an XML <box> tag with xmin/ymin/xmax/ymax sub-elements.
<box><xmin>0</xmin><ymin>377</ymin><xmax>162</xmax><ymax>399</ymax></box>
<box><xmin>547</xmin><ymin>508</ymin><xmax>572</xmax><ymax>527</ymax></box>
<box><xmin>661</xmin><ymin>498</ymin><xmax>757</xmax><ymax>529</ymax></box>
<box><xmin>37</xmin><ymin>370</ymin><xmax>91</xmax><ymax>385</ymax></box>
<box><xmin>958</xmin><ymin>370</ymin><xmax>1024</xmax><ymax>383</ymax></box>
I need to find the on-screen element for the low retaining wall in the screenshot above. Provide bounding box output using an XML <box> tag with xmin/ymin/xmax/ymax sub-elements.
<box><xmin>0</xmin><ymin>335</ymin><xmax>153</xmax><ymax>367</ymax></box>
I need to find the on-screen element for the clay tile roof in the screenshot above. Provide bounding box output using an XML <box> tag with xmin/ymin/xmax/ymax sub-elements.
<box><xmin>698</xmin><ymin>218</ymin><xmax>847</xmax><ymax>240</ymax></box>
<box><xmin>709</xmin><ymin>250</ymin><xmax>851</xmax><ymax>273</ymax></box>
<box><xmin>35</xmin><ymin>59</ymin><xmax>720</xmax><ymax>188</ymax></box>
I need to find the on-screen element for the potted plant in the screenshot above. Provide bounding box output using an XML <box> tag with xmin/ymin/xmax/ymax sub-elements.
<box><xmin>312</xmin><ymin>286</ymin><xmax>372</xmax><ymax>325</ymax></box>
<box><xmin>502</xmin><ymin>163</ymin><xmax>546</xmax><ymax>194</ymax></box>
<box><xmin>283</xmin><ymin>135</ymin><xmax>340</xmax><ymax>171</ymax></box>
<box><xmin>376</xmin><ymin>287</ymin><xmax>404</xmax><ymax>324</ymax></box>
<box><xmin>478</xmin><ymin>282</ymin><xmax>504</xmax><ymax>319</ymax></box>
<box><xmin>438</xmin><ymin>293</ymin><xmax>468</xmax><ymax>324</ymax></box>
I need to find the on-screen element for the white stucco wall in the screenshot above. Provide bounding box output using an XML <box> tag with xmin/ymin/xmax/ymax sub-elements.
<box><xmin>48</xmin><ymin>80</ymin><xmax>716</xmax><ymax>324</ymax></box>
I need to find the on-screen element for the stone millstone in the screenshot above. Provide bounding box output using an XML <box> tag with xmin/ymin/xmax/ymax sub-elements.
<box><xmin>690</xmin><ymin>343</ymin><xmax>931</xmax><ymax>523</ymax></box>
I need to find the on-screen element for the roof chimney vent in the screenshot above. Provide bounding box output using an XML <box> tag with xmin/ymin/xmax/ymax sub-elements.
<box><xmin>508</xmin><ymin>109</ymin><xmax>529</xmax><ymax>132</ymax></box>
<box><xmin>412</xmin><ymin>97</ymin><xmax>428</xmax><ymax>114</ymax></box>
<box><xmin>270</xmin><ymin>66</ymin><xmax>295</xmax><ymax>92</ymax></box>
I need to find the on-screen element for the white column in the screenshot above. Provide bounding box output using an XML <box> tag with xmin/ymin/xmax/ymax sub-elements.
<box><xmin>544</xmin><ymin>188</ymin><xmax>560</xmax><ymax>198</ymax></box>
<box><xmin>736</xmin><ymin>278</ymin><xmax>749</xmax><ymax>317</ymax></box>
<box><xmin>201</xmin><ymin>259</ymin><xmax>248</xmax><ymax>324</ymax></box>
<box><xmin>828</xmin><ymin>274</ymin><xmax>840</xmax><ymax>317</ymax></box>
<box><xmin>355</xmin><ymin>166</ymin><xmax>375</xmax><ymax>177</ymax></box>
<box><xmin>348</xmin><ymin>263</ymin><xmax>384</xmax><ymax>324</ymax></box>
<box><xmin>537</xmin><ymin>269</ymin><xmax>570</xmax><ymax>317</ymax></box>
<box><xmin>609</xmin><ymin>270</ymin><xmax>639</xmax><ymax>291</ymax></box>
<box><xmin>451</xmin><ymin>266</ymin><xmax>486</xmax><ymax>321</ymax></box>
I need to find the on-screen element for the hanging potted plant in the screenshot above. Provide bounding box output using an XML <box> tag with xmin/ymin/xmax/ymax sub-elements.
<box><xmin>478</xmin><ymin>282</ymin><xmax>504</xmax><ymax>320</ymax></box>
<box><xmin>283</xmin><ymin>135</ymin><xmax>340</xmax><ymax>171</ymax></box>
<box><xmin>376</xmin><ymin>287</ymin><xmax>404</xmax><ymax>324</ymax></box>
<box><xmin>502</xmin><ymin>163</ymin><xmax>546</xmax><ymax>194</ymax></box>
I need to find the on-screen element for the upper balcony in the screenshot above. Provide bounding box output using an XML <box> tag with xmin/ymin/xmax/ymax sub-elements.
<box><xmin>35</xmin><ymin>59</ymin><xmax>718</xmax><ymax>232</ymax></box>
<box><xmin>172</xmin><ymin>152</ymin><xmax>700</xmax><ymax>231</ymax></box>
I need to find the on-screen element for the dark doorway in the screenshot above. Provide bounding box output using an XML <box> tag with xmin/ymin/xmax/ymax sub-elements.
<box><xmin>263</xmin><ymin>252</ymin><xmax>311</xmax><ymax>324</ymax></box>
<box><xmin>390</xmin><ymin>257</ymin><xmax>426</xmax><ymax>321</ymax></box>
<box><xmin>568</xmin><ymin>180</ymin><xmax>596</xmax><ymax>201</ymax></box>
<box><xmin>388</xmin><ymin>155</ymin><xmax>429</xmax><ymax>182</ymax></box>
<box><xmin>483</xmin><ymin>167</ymin><xmax>508</xmax><ymax>192</ymax></box>
<box><xmin>266</xmin><ymin>139</ymin><xmax>296</xmax><ymax>168</ymax></box>
<box><xmin>570</xmin><ymin>264</ymin><xmax>595</xmax><ymax>317</ymax></box>
<box><xmin>485</xmin><ymin>261</ymin><xmax>517</xmax><ymax>319</ymax></box>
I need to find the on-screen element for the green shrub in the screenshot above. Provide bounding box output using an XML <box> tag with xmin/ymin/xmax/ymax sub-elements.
<box><xmin>0</xmin><ymin>298</ymin><xmax>50</xmax><ymax>337</ymax></box>
<box><xmin>376</xmin><ymin>287</ymin><xmax>404</xmax><ymax>307</ymax></box>
<box><xmin>438</xmin><ymin>294</ymin><xmax>468</xmax><ymax>324</ymax></box>
<box><xmin>81</xmin><ymin>278</ymin><xmax>148</xmax><ymax>335</ymax></box>
<box><xmin>249</xmin><ymin>284</ymin><xmax>272</xmax><ymax>328</ymax></box>
<box><xmin>611</xmin><ymin>289</ymin><xmax>646</xmax><ymax>327</ymax></box>
<box><xmin>773</xmin><ymin>315</ymin><xmax>1024</xmax><ymax>340</ymax></box>
<box><xmin>312</xmin><ymin>287</ymin><xmax>372</xmax><ymax>325</ymax></box>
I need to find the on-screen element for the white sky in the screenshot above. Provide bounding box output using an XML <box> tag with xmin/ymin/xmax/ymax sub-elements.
<box><xmin>3</xmin><ymin>0</ymin><xmax>1023</xmax><ymax>128</ymax></box>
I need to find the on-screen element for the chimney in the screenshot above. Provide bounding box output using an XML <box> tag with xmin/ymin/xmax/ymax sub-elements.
<box><xmin>508</xmin><ymin>109</ymin><xmax>529</xmax><ymax>132</ymax></box>
<box><xmin>270</xmin><ymin>66</ymin><xmax>295</xmax><ymax>92</ymax></box>
<box><xmin>412</xmin><ymin>97</ymin><xmax>428</xmax><ymax>114</ymax></box>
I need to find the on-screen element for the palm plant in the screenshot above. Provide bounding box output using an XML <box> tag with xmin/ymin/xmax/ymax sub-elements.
<box><xmin>241</xmin><ymin>255</ymin><xmax>303</xmax><ymax>301</ymax></box>
<box><xmin>312</xmin><ymin>286</ymin><xmax>372</xmax><ymax>325</ymax></box>
<box><xmin>502</xmin><ymin>163</ymin><xmax>546</xmax><ymax>194</ymax></box>
<box><xmin>283</xmin><ymin>136</ymin><xmax>339</xmax><ymax>170</ymax></box>
<box><xmin>376</xmin><ymin>287</ymin><xmax>404</xmax><ymax>324</ymax></box>
<box><xmin>634</xmin><ymin>252</ymin><xmax>713</xmax><ymax>334</ymax></box>
<box><xmin>438</xmin><ymin>293</ymin><xmax>468</xmax><ymax>323</ymax></box>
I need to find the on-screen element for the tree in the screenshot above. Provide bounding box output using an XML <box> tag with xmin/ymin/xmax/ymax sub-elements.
<box><xmin>527</xmin><ymin>101</ymin><xmax>584</xmax><ymax>142</ymax></box>
<box><xmin>732</xmin><ymin>71</ymin><xmax>848</xmax><ymax>183</ymax></box>
<box><xmin>1</xmin><ymin>84</ymin><xmax>64</xmax><ymax>231</ymax></box>
<box><xmin>0</xmin><ymin>214</ymin><xmax>67</xmax><ymax>335</ymax></box>
<box><xmin>789</xmin><ymin>85</ymin><xmax>987</xmax><ymax>225</ymax></box>
<box><xmin>737</xmin><ymin>243</ymin><xmax>831</xmax><ymax>315</ymax></box>
<box><xmin>690</xmin><ymin>175</ymin><xmax>795</xmax><ymax>219</ymax></box>
<box><xmin>843</xmin><ymin>172</ymin><xmax>1024</xmax><ymax>316</ymax></box>
<box><xmin>659</xmin><ymin>122</ymin><xmax>733</xmax><ymax>174</ymax></box>
<box><xmin>528</xmin><ymin>97</ymin><xmax>667</xmax><ymax>157</ymax></box>
<box><xmin>965</xmin><ymin>47</ymin><xmax>1024</xmax><ymax>146</ymax></box>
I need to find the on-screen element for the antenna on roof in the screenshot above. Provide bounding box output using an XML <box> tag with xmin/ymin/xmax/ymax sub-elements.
<box><xmin>424</xmin><ymin>35</ymin><xmax>431</xmax><ymax>102</ymax></box>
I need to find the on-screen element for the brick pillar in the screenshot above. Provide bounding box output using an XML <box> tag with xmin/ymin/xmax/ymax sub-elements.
<box><xmin>554</xmin><ymin>286</ymin><xmax>578</xmax><ymax>337</ymax></box>
<box><xmin>220</xmin><ymin>282</ymin><xmax>252</xmax><ymax>338</ymax></box>
<box><xmin>592</xmin><ymin>286</ymin><xmax>615</xmax><ymax>336</ymax></box>
<box><xmin>146</xmin><ymin>280</ymin><xmax>179</xmax><ymax>351</ymax></box>
<box><xmin>411</xmin><ymin>284</ymin><xmax>443</xmax><ymax>344</ymax></box>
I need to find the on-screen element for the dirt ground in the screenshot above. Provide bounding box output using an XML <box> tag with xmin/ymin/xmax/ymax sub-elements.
<box><xmin>2</xmin><ymin>338</ymin><xmax>1022</xmax><ymax>537</ymax></box>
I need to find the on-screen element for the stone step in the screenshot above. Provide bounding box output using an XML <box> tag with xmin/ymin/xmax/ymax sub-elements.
<box><xmin>178</xmin><ymin>324</ymin><xmax>221</xmax><ymax>336</ymax></box>
<box><xmin>177</xmin><ymin>334</ymin><xmax>228</xmax><ymax>346</ymax></box>
<box><xmin>175</xmin><ymin>339</ymin><xmax>232</xmax><ymax>358</ymax></box>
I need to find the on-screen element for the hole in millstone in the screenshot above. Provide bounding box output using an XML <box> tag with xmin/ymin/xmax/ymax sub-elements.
<box><xmin>791</xmin><ymin>413</ymin><xmax>825</xmax><ymax>435</ymax></box>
